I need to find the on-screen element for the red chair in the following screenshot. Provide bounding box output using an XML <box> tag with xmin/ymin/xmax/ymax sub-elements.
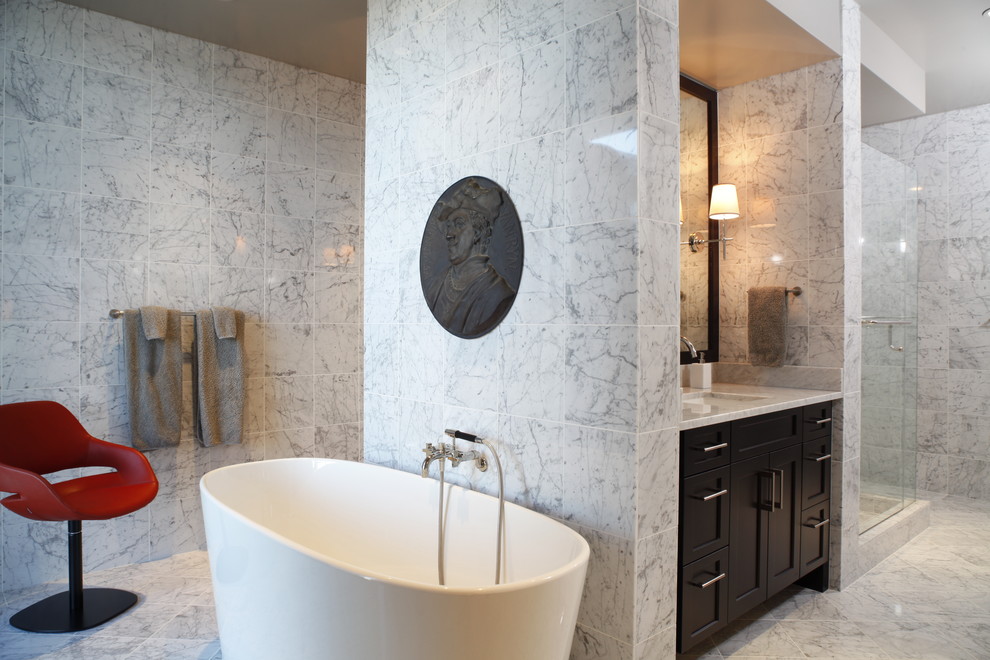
<box><xmin>0</xmin><ymin>401</ymin><xmax>159</xmax><ymax>633</ymax></box>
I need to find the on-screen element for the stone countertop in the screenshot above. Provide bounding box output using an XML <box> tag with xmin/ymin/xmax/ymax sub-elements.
<box><xmin>680</xmin><ymin>383</ymin><xmax>842</xmax><ymax>430</ymax></box>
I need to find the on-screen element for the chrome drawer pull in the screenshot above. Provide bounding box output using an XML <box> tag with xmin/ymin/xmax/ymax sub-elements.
<box><xmin>807</xmin><ymin>417</ymin><xmax>832</xmax><ymax>426</ymax></box>
<box><xmin>698</xmin><ymin>572</ymin><xmax>726</xmax><ymax>589</ymax></box>
<box><xmin>702</xmin><ymin>442</ymin><xmax>728</xmax><ymax>453</ymax></box>
<box><xmin>807</xmin><ymin>453</ymin><xmax>832</xmax><ymax>462</ymax></box>
<box><xmin>702</xmin><ymin>489</ymin><xmax>729</xmax><ymax>501</ymax></box>
<box><xmin>806</xmin><ymin>517</ymin><xmax>830</xmax><ymax>529</ymax></box>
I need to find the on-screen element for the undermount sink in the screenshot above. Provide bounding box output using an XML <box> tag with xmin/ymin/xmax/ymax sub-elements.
<box><xmin>682</xmin><ymin>391</ymin><xmax>768</xmax><ymax>403</ymax></box>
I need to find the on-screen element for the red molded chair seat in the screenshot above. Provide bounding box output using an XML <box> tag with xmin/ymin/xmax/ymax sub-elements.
<box><xmin>0</xmin><ymin>401</ymin><xmax>159</xmax><ymax>633</ymax></box>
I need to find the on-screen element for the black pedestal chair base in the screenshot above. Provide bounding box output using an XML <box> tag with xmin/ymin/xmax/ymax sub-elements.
<box><xmin>10</xmin><ymin>587</ymin><xmax>138</xmax><ymax>633</ymax></box>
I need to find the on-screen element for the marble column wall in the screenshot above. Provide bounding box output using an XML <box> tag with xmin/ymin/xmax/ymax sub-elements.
<box><xmin>0</xmin><ymin>0</ymin><xmax>365</xmax><ymax>598</ymax></box>
<box><xmin>364</xmin><ymin>1</ymin><xmax>681</xmax><ymax>658</ymax></box>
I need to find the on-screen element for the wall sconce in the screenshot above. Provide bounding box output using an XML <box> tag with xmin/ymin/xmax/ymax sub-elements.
<box><xmin>681</xmin><ymin>183</ymin><xmax>740</xmax><ymax>258</ymax></box>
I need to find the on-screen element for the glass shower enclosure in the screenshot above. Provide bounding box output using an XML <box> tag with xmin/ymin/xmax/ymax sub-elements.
<box><xmin>859</xmin><ymin>138</ymin><xmax>919</xmax><ymax>533</ymax></box>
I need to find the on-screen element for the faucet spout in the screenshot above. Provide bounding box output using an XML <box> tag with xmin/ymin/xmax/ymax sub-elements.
<box><xmin>680</xmin><ymin>336</ymin><xmax>698</xmax><ymax>359</ymax></box>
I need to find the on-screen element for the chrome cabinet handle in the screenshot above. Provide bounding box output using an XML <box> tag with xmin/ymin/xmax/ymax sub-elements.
<box><xmin>807</xmin><ymin>453</ymin><xmax>832</xmax><ymax>462</ymax></box>
<box><xmin>806</xmin><ymin>517</ymin><xmax>830</xmax><ymax>529</ymax></box>
<box><xmin>696</xmin><ymin>572</ymin><xmax>726</xmax><ymax>589</ymax></box>
<box><xmin>702</xmin><ymin>442</ymin><xmax>728</xmax><ymax>453</ymax></box>
<box><xmin>807</xmin><ymin>417</ymin><xmax>832</xmax><ymax>426</ymax></box>
<box><xmin>701</xmin><ymin>489</ymin><xmax>729</xmax><ymax>502</ymax></box>
<box><xmin>770</xmin><ymin>468</ymin><xmax>784</xmax><ymax>510</ymax></box>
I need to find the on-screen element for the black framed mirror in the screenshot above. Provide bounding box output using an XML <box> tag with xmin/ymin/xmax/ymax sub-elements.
<box><xmin>679</xmin><ymin>74</ymin><xmax>720</xmax><ymax>364</ymax></box>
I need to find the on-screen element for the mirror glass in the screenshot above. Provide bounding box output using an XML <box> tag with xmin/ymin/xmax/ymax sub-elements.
<box><xmin>679</xmin><ymin>78</ymin><xmax>719</xmax><ymax>363</ymax></box>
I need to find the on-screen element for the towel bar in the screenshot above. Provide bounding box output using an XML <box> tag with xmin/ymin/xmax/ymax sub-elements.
<box><xmin>786</xmin><ymin>287</ymin><xmax>802</xmax><ymax>296</ymax></box>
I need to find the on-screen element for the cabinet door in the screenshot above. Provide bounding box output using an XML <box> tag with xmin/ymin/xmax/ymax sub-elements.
<box><xmin>800</xmin><ymin>502</ymin><xmax>830</xmax><ymax>576</ymax></box>
<box><xmin>682</xmin><ymin>423</ymin><xmax>731</xmax><ymax>477</ymax></box>
<box><xmin>678</xmin><ymin>548</ymin><xmax>730</xmax><ymax>653</ymax></box>
<box><xmin>766</xmin><ymin>444</ymin><xmax>802</xmax><ymax>597</ymax></box>
<box><xmin>681</xmin><ymin>467</ymin><xmax>731</xmax><ymax>565</ymax></box>
<box><xmin>731</xmin><ymin>409</ymin><xmax>801</xmax><ymax>462</ymax></box>
<box><xmin>728</xmin><ymin>455</ymin><xmax>770</xmax><ymax>620</ymax></box>
<box><xmin>803</xmin><ymin>402</ymin><xmax>833</xmax><ymax>440</ymax></box>
<box><xmin>801</xmin><ymin>438</ymin><xmax>832</xmax><ymax>508</ymax></box>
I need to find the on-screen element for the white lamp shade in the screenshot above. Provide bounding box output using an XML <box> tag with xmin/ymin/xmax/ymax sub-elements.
<box><xmin>709</xmin><ymin>183</ymin><xmax>740</xmax><ymax>220</ymax></box>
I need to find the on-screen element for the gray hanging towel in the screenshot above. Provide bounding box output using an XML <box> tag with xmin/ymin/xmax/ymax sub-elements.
<box><xmin>748</xmin><ymin>287</ymin><xmax>787</xmax><ymax>367</ymax></box>
<box><xmin>123</xmin><ymin>307</ymin><xmax>183</xmax><ymax>450</ymax></box>
<box><xmin>195</xmin><ymin>307</ymin><xmax>246</xmax><ymax>447</ymax></box>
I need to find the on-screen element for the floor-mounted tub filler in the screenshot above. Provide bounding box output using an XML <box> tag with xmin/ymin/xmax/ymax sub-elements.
<box><xmin>201</xmin><ymin>457</ymin><xmax>590</xmax><ymax>660</ymax></box>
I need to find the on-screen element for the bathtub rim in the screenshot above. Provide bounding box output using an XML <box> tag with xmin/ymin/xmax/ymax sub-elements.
<box><xmin>201</xmin><ymin>457</ymin><xmax>590</xmax><ymax>596</ymax></box>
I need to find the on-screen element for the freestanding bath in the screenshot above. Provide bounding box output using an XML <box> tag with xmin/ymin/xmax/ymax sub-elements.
<box><xmin>200</xmin><ymin>458</ymin><xmax>589</xmax><ymax>660</ymax></box>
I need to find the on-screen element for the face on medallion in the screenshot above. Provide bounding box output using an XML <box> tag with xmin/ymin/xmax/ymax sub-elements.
<box><xmin>443</xmin><ymin>209</ymin><xmax>477</xmax><ymax>265</ymax></box>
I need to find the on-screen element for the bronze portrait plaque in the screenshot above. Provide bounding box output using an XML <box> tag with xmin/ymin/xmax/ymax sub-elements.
<box><xmin>420</xmin><ymin>176</ymin><xmax>523</xmax><ymax>339</ymax></box>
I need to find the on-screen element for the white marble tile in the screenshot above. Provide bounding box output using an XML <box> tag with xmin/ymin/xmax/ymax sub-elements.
<box><xmin>211</xmin><ymin>153</ymin><xmax>266</xmax><ymax>213</ymax></box>
<box><xmin>79</xmin><ymin>322</ymin><xmax>123</xmax><ymax>388</ymax></box>
<box><xmin>496</xmin><ymin>415</ymin><xmax>564</xmax><ymax>517</ymax></box>
<box><xmin>213</xmin><ymin>96</ymin><xmax>267</xmax><ymax>158</ymax></box>
<box><xmin>264</xmin><ymin>375</ymin><xmax>314</xmax><ymax>431</ymax></box>
<box><xmin>638</xmin><ymin>112</ymin><xmax>679</xmax><ymax>225</ymax></box>
<box><xmin>566</xmin><ymin>218</ymin><xmax>637</xmax><ymax>325</ymax></box>
<box><xmin>315</xmin><ymin>271</ymin><xmax>362</xmax><ymax>324</ymax></box>
<box><xmin>210</xmin><ymin>210</ymin><xmax>264</xmax><ymax>268</ymax></box>
<box><xmin>2</xmin><ymin>254</ymin><xmax>79</xmax><ymax>322</ymax></box>
<box><xmin>746</xmin><ymin>68</ymin><xmax>808</xmax><ymax>140</ymax></box>
<box><xmin>635</xmin><ymin>529</ymin><xmax>677</xmax><ymax>642</ymax></box>
<box><xmin>209</xmin><ymin>266</ymin><xmax>264</xmax><ymax>322</ymax></box>
<box><xmin>572</xmin><ymin>625</ymin><xmax>634</xmax><ymax>660</ymax></box>
<box><xmin>500</xmin><ymin>39</ymin><xmax>565</xmax><ymax>146</ymax></box>
<box><xmin>499</xmin><ymin>0</ymin><xmax>565</xmax><ymax>58</ymax></box>
<box><xmin>266</xmin><ymin>269</ymin><xmax>313</xmax><ymax>323</ymax></box>
<box><xmin>808</xmin><ymin>58</ymin><xmax>843</xmax><ymax>128</ymax></box>
<box><xmin>268</xmin><ymin>108</ymin><xmax>316</xmax><ymax>167</ymax></box>
<box><xmin>152</xmin><ymin>29</ymin><xmax>211</xmax><ymax>92</ymax></box>
<box><xmin>394</xmin><ymin>323</ymin><xmax>442</xmax><ymax>401</ymax></box>
<box><xmin>79</xmin><ymin>258</ymin><xmax>146</xmax><ymax>323</ymax></box>
<box><xmin>316</xmin><ymin>171</ymin><xmax>363</xmax><ymax>226</ymax></box>
<box><xmin>639</xmin><ymin>220</ymin><xmax>679</xmax><ymax>327</ymax></box>
<box><xmin>150</xmin><ymin>144</ymin><xmax>210</xmax><ymax>208</ymax></box>
<box><xmin>82</xmin><ymin>68</ymin><xmax>150</xmax><ymax>138</ymax></box>
<box><xmin>572</xmin><ymin>525</ymin><xmax>634</xmax><ymax>642</ymax></box>
<box><xmin>564</xmin><ymin>111</ymin><xmax>637</xmax><ymax>225</ymax></box>
<box><xmin>264</xmin><ymin>323</ymin><xmax>314</xmax><ymax>377</ymax></box>
<box><xmin>365</xmin><ymin>108</ymin><xmax>401</xmax><ymax>184</ymax></box>
<box><xmin>267</xmin><ymin>161</ymin><xmax>315</xmax><ymax>219</ymax></box>
<box><xmin>269</xmin><ymin>60</ymin><xmax>319</xmax><ymax>116</ymax></box>
<box><xmin>6</xmin><ymin>0</ymin><xmax>84</xmax><ymax>64</ymax></box>
<box><xmin>636</xmin><ymin>428</ymin><xmax>678</xmax><ymax>537</ymax></box>
<box><xmin>809</xmin><ymin>123</ymin><xmax>844</xmax><ymax>194</ymax></box>
<box><xmin>152</xmin><ymin>84</ymin><xmax>212</xmax><ymax>151</ymax></box>
<box><xmin>441</xmin><ymin>331</ymin><xmax>498</xmax><ymax>411</ymax></box>
<box><xmin>315</xmin><ymin>373</ymin><xmax>361</xmax><ymax>426</ymax></box>
<box><xmin>638</xmin><ymin>325</ymin><xmax>680</xmax><ymax>432</ymax></box>
<box><xmin>267</xmin><ymin>215</ymin><xmax>314</xmax><ymax>271</ymax></box>
<box><xmin>446</xmin><ymin>0</ymin><xmax>498</xmax><ymax>82</ymax></box>
<box><xmin>315</xmin><ymin>221</ymin><xmax>361</xmax><ymax>272</ymax></box>
<box><xmin>147</xmin><ymin>262</ymin><xmax>209</xmax><ymax>310</ymax></box>
<box><xmin>265</xmin><ymin>426</ymin><xmax>318</xmax><ymax>460</ymax></box>
<box><xmin>445</xmin><ymin>66</ymin><xmax>498</xmax><ymax>161</ymax></box>
<box><xmin>4</xmin><ymin>118</ymin><xmax>81</xmax><ymax>191</ymax></box>
<box><xmin>752</xmin><ymin>130</ymin><xmax>809</xmax><ymax>199</ymax></box>
<box><xmin>499</xmin><ymin>324</ymin><xmax>565</xmax><ymax>421</ymax></box>
<box><xmin>317</xmin><ymin>73</ymin><xmax>364</xmax><ymax>125</ymax></box>
<box><xmin>637</xmin><ymin>5</ymin><xmax>677</xmax><ymax>125</ymax></box>
<box><xmin>84</xmin><ymin>11</ymin><xmax>152</xmax><ymax>80</ymax></box>
<box><xmin>498</xmin><ymin>131</ymin><xmax>566</xmax><ymax>231</ymax></box>
<box><xmin>565</xmin><ymin>7</ymin><xmax>636</xmax><ymax>127</ymax></box>
<box><xmin>400</xmin><ymin>13</ymin><xmax>444</xmax><ymax>100</ymax></box>
<box><xmin>213</xmin><ymin>46</ymin><xmax>269</xmax><ymax>104</ymax></box>
<box><xmin>317</xmin><ymin>119</ymin><xmax>363</xmax><ymax>174</ymax></box>
<box><xmin>1</xmin><ymin>321</ymin><xmax>80</xmax><ymax>389</ymax></box>
<box><xmin>150</xmin><ymin>203</ymin><xmax>210</xmax><ymax>264</ymax></box>
<box><xmin>81</xmin><ymin>132</ymin><xmax>150</xmax><ymax>201</ymax></box>
<box><xmin>2</xmin><ymin>187</ymin><xmax>80</xmax><ymax>257</ymax></box>
<box><xmin>565</xmin><ymin>325</ymin><xmax>637</xmax><ymax>432</ymax></box>
<box><xmin>80</xmin><ymin>195</ymin><xmax>149</xmax><ymax>261</ymax></box>
<box><xmin>502</xmin><ymin>226</ymin><xmax>566</xmax><ymax>325</ymax></box>
<box><xmin>366</xmin><ymin>38</ymin><xmax>401</xmax><ymax>112</ymax></box>
<box><xmin>5</xmin><ymin>49</ymin><xmax>82</xmax><ymax>127</ymax></box>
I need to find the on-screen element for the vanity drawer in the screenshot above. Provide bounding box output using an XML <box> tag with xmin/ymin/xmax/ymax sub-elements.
<box><xmin>678</xmin><ymin>548</ymin><xmax>730</xmax><ymax>653</ymax></box>
<box><xmin>730</xmin><ymin>409</ymin><xmax>801</xmax><ymax>462</ymax></box>
<box><xmin>803</xmin><ymin>402</ymin><xmax>833</xmax><ymax>439</ymax></box>
<box><xmin>800</xmin><ymin>502</ymin><xmax>830</xmax><ymax>576</ymax></box>
<box><xmin>681</xmin><ymin>423</ymin><xmax>731</xmax><ymax>478</ymax></box>
<box><xmin>801</xmin><ymin>437</ymin><xmax>832</xmax><ymax>508</ymax></box>
<box><xmin>680</xmin><ymin>467</ymin><xmax>730</xmax><ymax>565</ymax></box>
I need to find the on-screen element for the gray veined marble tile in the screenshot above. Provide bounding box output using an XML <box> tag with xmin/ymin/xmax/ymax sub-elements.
<box><xmin>317</xmin><ymin>119</ymin><xmax>364</xmax><ymax>175</ymax></box>
<box><xmin>2</xmin><ymin>253</ymin><xmax>80</xmax><ymax>322</ymax></box>
<box><xmin>445</xmin><ymin>66</ymin><xmax>498</xmax><ymax>161</ymax></box>
<box><xmin>317</xmin><ymin>73</ymin><xmax>364</xmax><ymax>126</ymax></box>
<box><xmin>808</xmin><ymin>58</ymin><xmax>843</xmax><ymax>128</ymax></box>
<box><xmin>446</xmin><ymin>0</ymin><xmax>499</xmax><ymax>83</ymax></box>
<box><xmin>745</xmin><ymin>67</ymin><xmax>808</xmax><ymax>140</ymax></box>
<box><xmin>153</xmin><ymin>29</ymin><xmax>212</xmax><ymax>92</ymax></box>
<box><xmin>500</xmin><ymin>38</ymin><xmax>566</xmax><ymax>146</ymax></box>
<box><xmin>1</xmin><ymin>321</ymin><xmax>80</xmax><ymax>389</ymax></box>
<box><xmin>211</xmin><ymin>152</ymin><xmax>266</xmax><ymax>213</ymax></box>
<box><xmin>267</xmin><ymin>161</ymin><xmax>316</xmax><ymax>219</ymax></box>
<box><xmin>502</xmin><ymin>226</ymin><xmax>566</xmax><ymax>325</ymax></box>
<box><xmin>210</xmin><ymin>266</ymin><xmax>265</xmax><ymax>322</ymax></box>
<box><xmin>565</xmin><ymin>325</ymin><xmax>637</xmax><ymax>433</ymax></box>
<box><xmin>213</xmin><ymin>95</ymin><xmax>267</xmax><ymax>158</ymax></box>
<box><xmin>267</xmin><ymin>215</ymin><xmax>315</xmax><ymax>271</ymax></box>
<box><xmin>639</xmin><ymin>220</ymin><xmax>679</xmax><ymax>327</ymax></box>
<box><xmin>635</xmin><ymin>529</ymin><xmax>677</xmax><ymax>642</ymax></box>
<box><xmin>5</xmin><ymin>49</ymin><xmax>82</xmax><ymax>127</ymax></box>
<box><xmin>266</xmin><ymin>427</ymin><xmax>318</xmax><ymax>460</ymax></box>
<box><xmin>315</xmin><ymin>222</ymin><xmax>361</xmax><ymax>273</ymax></box>
<box><xmin>264</xmin><ymin>323</ymin><xmax>314</xmax><ymax>377</ymax></box>
<box><xmin>638</xmin><ymin>325</ymin><xmax>680</xmax><ymax>432</ymax></box>
<box><xmin>564</xmin><ymin>111</ymin><xmax>637</xmax><ymax>225</ymax></box>
<box><xmin>498</xmin><ymin>131</ymin><xmax>565</xmax><ymax>231</ymax></box>
<box><xmin>638</xmin><ymin>112</ymin><xmax>679</xmax><ymax>224</ymax></box>
<box><xmin>80</xmin><ymin>195</ymin><xmax>149</xmax><ymax>261</ymax></box>
<box><xmin>809</xmin><ymin>123</ymin><xmax>844</xmax><ymax>194</ymax></box>
<box><xmin>315</xmin><ymin>271</ymin><xmax>362</xmax><ymax>324</ymax></box>
<box><xmin>316</xmin><ymin>171</ymin><xmax>363</xmax><ymax>226</ymax></box>
<box><xmin>562</xmin><ymin>425</ymin><xmax>635</xmax><ymax>537</ymax></box>
<box><xmin>3</xmin><ymin>118</ymin><xmax>81</xmax><ymax>191</ymax></box>
<box><xmin>84</xmin><ymin>11</ymin><xmax>153</xmax><ymax>80</ymax></box>
<box><xmin>269</xmin><ymin>60</ymin><xmax>319</xmax><ymax>116</ymax></box>
<box><xmin>442</xmin><ymin>331</ymin><xmax>498</xmax><ymax>411</ymax></box>
<box><xmin>79</xmin><ymin>258</ymin><xmax>146</xmax><ymax>323</ymax></box>
<box><xmin>81</xmin><ymin>132</ymin><xmax>150</xmax><ymax>201</ymax></box>
<box><xmin>752</xmin><ymin>130</ymin><xmax>810</xmax><ymax>199</ymax></box>
<box><xmin>365</xmin><ymin>107</ymin><xmax>401</xmax><ymax>184</ymax></box>
<box><xmin>394</xmin><ymin>323</ymin><xmax>442</xmax><ymax>402</ymax></box>
<box><xmin>82</xmin><ymin>68</ymin><xmax>151</xmax><ymax>138</ymax></box>
<box><xmin>636</xmin><ymin>428</ymin><xmax>678</xmax><ymax>537</ymax></box>
<box><xmin>213</xmin><ymin>45</ymin><xmax>269</xmax><ymax>104</ymax></box>
<box><xmin>638</xmin><ymin>5</ymin><xmax>678</xmax><ymax>125</ymax></box>
<box><xmin>152</xmin><ymin>84</ymin><xmax>212</xmax><ymax>151</ymax></box>
<box><xmin>150</xmin><ymin>144</ymin><xmax>211</xmax><ymax>208</ymax></box>
<box><xmin>315</xmin><ymin>374</ymin><xmax>361</xmax><ymax>426</ymax></box>
<box><xmin>80</xmin><ymin>321</ymin><xmax>123</xmax><ymax>387</ymax></box>
<box><xmin>400</xmin><ymin>13</ymin><xmax>444</xmax><ymax>100</ymax></box>
<box><xmin>565</xmin><ymin>218</ymin><xmax>637</xmax><ymax>325</ymax></box>
<box><xmin>264</xmin><ymin>375</ymin><xmax>314</xmax><ymax>431</ymax></box>
<box><xmin>266</xmin><ymin>269</ymin><xmax>313</xmax><ymax>323</ymax></box>
<box><xmin>268</xmin><ymin>108</ymin><xmax>316</xmax><ymax>167</ymax></box>
<box><xmin>6</xmin><ymin>0</ymin><xmax>84</xmax><ymax>64</ymax></box>
<box><xmin>499</xmin><ymin>324</ymin><xmax>565</xmax><ymax>421</ymax></box>
<box><xmin>2</xmin><ymin>187</ymin><xmax>80</xmax><ymax>257</ymax></box>
<box><xmin>211</xmin><ymin>209</ymin><xmax>265</xmax><ymax>269</ymax></box>
<box><xmin>150</xmin><ymin>203</ymin><xmax>210</xmax><ymax>265</ymax></box>
<box><xmin>366</xmin><ymin>37</ymin><xmax>401</xmax><ymax>112</ymax></box>
<box><xmin>496</xmin><ymin>415</ymin><xmax>564</xmax><ymax>517</ymax></box>
<box><xmin>500</xmin><ymin>0</ymin><xmax>566</xmax><ymax>59</ymax></box>
<box><xmin>147</xmin><ymin>262</ymin><xmax>209</xmax><ymax>311</ymax></box>
<box><xmin>565</xmin><ymin>7</ymin><xmax>637</xmax><ymax>127</ymax></box>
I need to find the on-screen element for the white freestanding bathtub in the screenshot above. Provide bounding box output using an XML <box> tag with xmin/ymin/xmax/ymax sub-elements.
<box><xmin>200</xmin><ymin>458</ymin><xmax>589</xmax><ymax>660</ymax></box>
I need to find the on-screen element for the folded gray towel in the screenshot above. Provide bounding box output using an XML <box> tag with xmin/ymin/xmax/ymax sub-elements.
<box><xmin>195</xmin><ymin>309</ymin><xmax>246</xmax><ymax>447</ymax></box>
<box><xmin>748</xmin><ymin>287</ymin><xmax>787</xmax><ymax>367</ymax></box>
<box><xmin>124</xmin><ymin>308</ymin><xmax>182</xmax><ymax>450</ymax></box>
<box><xmin>212</xmin><ymin>306</ymin><xmax>238</xmax><ymax>339</ymax></box>
<box><xmin>140</xmin><ymin>305</ymin><xmax>170</xmax><ymax>340</ymax></box>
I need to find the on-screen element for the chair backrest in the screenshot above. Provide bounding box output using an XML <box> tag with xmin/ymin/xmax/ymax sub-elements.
<box><xmin>0</xmin><ymin>401</ymin><xmax>95</xmax><ymax>475</ymax></box>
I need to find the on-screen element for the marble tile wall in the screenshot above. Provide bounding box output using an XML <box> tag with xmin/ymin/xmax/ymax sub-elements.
<box><xmin>864</xmin><ymin>100</ymin><xmax>990</xmax><ymax>502</ymax></box>
<box><xmin>364</xmin><ymin>1</ymin><xmax>680</xmax><ymax>658</ymax></box>
<box><xmin>0</xmin><ymin>0</ymin><xmax>365</xmax><ymax>597</ymax></box>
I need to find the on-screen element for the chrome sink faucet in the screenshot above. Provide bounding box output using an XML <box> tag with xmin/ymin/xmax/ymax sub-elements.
<box><xmin>681</xmin><ymin>336</ymin><xmax>698</xmax><ymax>359</ymax></box>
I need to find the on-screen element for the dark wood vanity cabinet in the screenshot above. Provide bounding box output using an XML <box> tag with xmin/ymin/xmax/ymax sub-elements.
<box><xmin>677</xmin><ymin>402</ymin><xmax>833</xmax><ymax>653</ymax></box>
